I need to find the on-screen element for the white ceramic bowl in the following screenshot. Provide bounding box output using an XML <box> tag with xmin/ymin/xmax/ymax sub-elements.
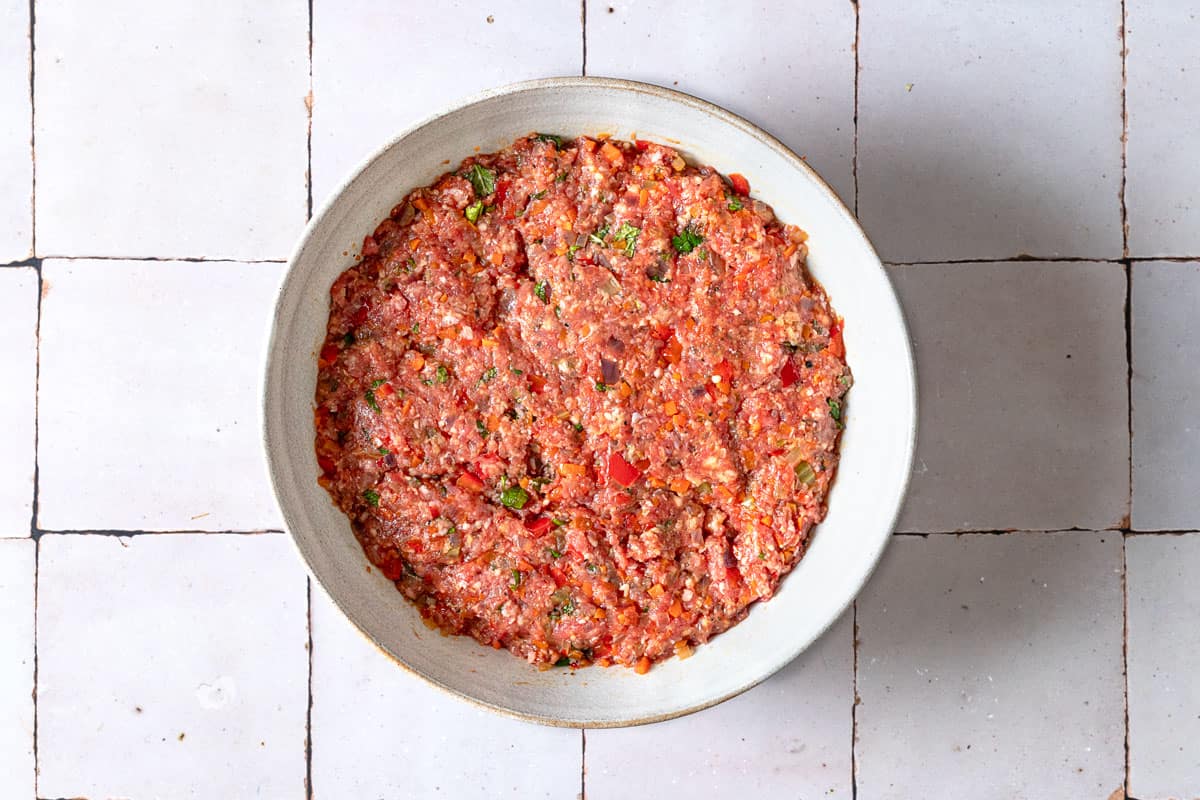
<box><xmin>264</xmin><ymin>77</ymin><xmax>915</xmax><ymax>727</ymax></box>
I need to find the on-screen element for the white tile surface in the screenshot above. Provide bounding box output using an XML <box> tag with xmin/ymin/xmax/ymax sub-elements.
<box><xmin>1127</xmin><ymin>533</ymin><xmax>1200</xmax><ymax>800</ymax></box>
<box><xmin>858</xmin><ymin>1</ymin><xmax>1124</xmax><ymax>262</ymax></box>
<box><xmin>891</xmin><ymin>261</ymin><xmax>1129</xmax><ymax>532</ymax></box>
<box><xmin>311</xmin><ymin>0</ymin><xmax>582</xmax><ymax>206</ymax></box>
<box><xmin>0</xmin><ymin>267</ymin><xmax>36</xmax><ymax>537</ymax></box>
<box><xmin>34</xmin><ymin>0</ymin><xmax>308</xmax><ymax>259</ymax></box>
<box><xmin>587</xmin><ymin>0</ymin><xmax>856</xmax><ymax>205</ymax></box>
<box><xmin>0</xmin><ymin>0</ymin><xmax>31</xmax><ymax>262</ymax></box>
<box><xmin>37</xmin><ymin>259</ymin><xmax>285</xmax><ymax>531</ymax></box>
<box><xmin>586</xmin><ymin>611</ymin><xmax>853</xmax><ymax>799</ymax></box>
<box><xmin>310</xmin><ymin>589</ymin><xmax>581</xmax><ymax>798</ymax></box>
<box><xmin>856</xmin><ymin>533</ymin><xmax>1125</xmax><ymax>800</ymax></box>
<box><xmin>1126</xmin><ymin>2</ymin><xmax>1200</xmax><ymax>256</ymax></box>
<box><xmin>36</xmin><ymin>533</ymin><xmax>307</xmax><ymax>799</ymax></box>
<box><xmin>1132</xmin><ymin>261</ymin><xmax>1200</xmax><ymax>530</ymax></box>
<box><xmin>0</xmin><ymin>539</ymin><xmax>34</xmax><ymax>800</ymax></box>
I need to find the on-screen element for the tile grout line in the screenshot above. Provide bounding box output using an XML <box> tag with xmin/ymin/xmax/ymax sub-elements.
<box><xmin>850</xmin><ymin>600</ymin><xmax>859</xmax><ymax>799</ymax></box>
<box><xmin>851</xmin><ymin>0</ymin><xmax>860</xmax><ymax>217</ymax></box>
<box><xmin>1121</xmin><ymin>533</ymin><xmax>1132</xmax><ymax>798</ymax></box>
<box><xmin>306</xmin><ymin>0</ymin><xmax>314</xmax><ymax>223</ymax></box>
<box><xmin>1120</xmin><ymin>0</ymin><xmax>1130</xmax><ymax>261</ymax></box>
<box><xmin>30</xmin><ymin>254</ymin><xmax>42</xmax><ymax>797</ymax></box>
<box><xmin>27</xmin><ymin>0</ymin><xmax>36</xmax><ymax>258</ymax></box>
<box><xmin>580</xmin><ymin>728</ymin><xmax>586</xmax><ymax>800</ymax></box>
<box><xmin>304</xmin><ymin>577</ymin><xmax>314</xmax><ymax>800</ymax></box>
<box><xmin>580</xmin><ymin>0</ymin><xmax>587</xmax><ymax>77</ymax></box>
<box><xmin>32</xmin><ymin>255</ymin><xmax>288</xmax><ymax>264</ymax></box>
<box><xmin>35</xmin><ymin>528</ymin><xmax>287</xmax><ymax>537</ymax></box>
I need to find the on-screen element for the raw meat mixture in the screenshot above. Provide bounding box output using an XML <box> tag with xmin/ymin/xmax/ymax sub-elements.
<box><xmin>314</xmin><ymin>133</ymin><xmax>850</xmax><ymax>672</ymax></box>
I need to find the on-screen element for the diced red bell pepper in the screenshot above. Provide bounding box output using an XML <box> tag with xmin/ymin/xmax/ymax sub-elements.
<box><xmin>635</xmin><ymin>139</ymin><xmax>651</xmax><ymax>151</ymax></box>
<box><xmin>549</xmin><ymin>565</ymin><xmax>568</xmax><ymax>587</ymax></box>
<box><xmin>524</xmin><ymin>516</ymin><xmax>552</xmax><ymax>536</ymax></box>
<box><xmin>728</xmin><ymin>173</ymin><xmax>751</xmax><ymax>196</ymax></box>
<box><xmin>714</xmin><ymin>359</ymin><xmax>733</xmax><ymax>385</ymax></box>
<box><xmin>780</xmin><ymin>358</ymin><xmax>800</xmax><ymax>387</ymax></box>
<box><xmin>494</xmin><ymin>179</ymin><xmax>510</xmax><ymax>205</ymax></box>
<box><xmin>379</xmin><ymin>555</ymin><xmax>405</xmax><ymax>581</ymax></box>
<box><xmin>828</xmin><ymin>321</ymin><xmax>845</xmax><ymax>358</ymax></box>
<box><xmin>319</xmin><ymin>343</ymin><xmax>340</xmax><ymax>365</ymax></box>
<box><xmin>529</xmin><ymin>374</ymin><xmax>548</xmax><ymax>394</ymax></box>
<box><xmin>608</xmin><ymin>452</ymin><xmax>642</xmax><ymax>488</ymax></box>
<box><xmin>317</xmin><ymin>455</ymin><xmax>337</xmax><ymax>475</ymax></box>
<box><xmin>352</xmin><ymin>305</ymin><xmax>369</xmax><ymax>326</ymax></box>
<box><xmin>456</xmin><ymin>470</ymin><xmax>485</xmax><ymax>493</ymax></box>
<box><xmin>376</xmin><ymin>382</ymin><xmax>395</xmax><ymax>399</ymax></box>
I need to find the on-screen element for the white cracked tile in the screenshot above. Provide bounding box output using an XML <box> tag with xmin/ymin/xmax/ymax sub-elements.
<box><xmin>310</xmin><ymin>588</ymin><xmax>581</xmax><ymax>798</ymax></box>
<box><xmin>37</xmin><ymin>259</ymin><xmax>285</xmax><ymax>531</ymax></box>
<box><xmin>858</xmin><ymin>1</ymin><xmax>1124</xmax><ymax>262</ymax></box>
<box><xmin>34</xmin><ymin>0</ymin><xmax>307</xmax><ymax>259</ymax></box>
<box><xmin>891</xmin><ymin>261</ymin><xmax>1128</xmax><ymax>532</ymax></box>
<box><xmin>36</xmin><ymin>533</ymin><xmax>307</xmax><ymax>799</ymax></box>
<box><xmin>312</xmin><ymin>0</ymin><xmax>582</xmax><ymax>207</ymax></box>
<box><xmin>0</xmin><ymin>539</ymin><xmax>34</xmax><ymax>800</ymax></box>
<box><xmin>1132</xmin><ymin>261</ymin><xmax>1200</xmax><ymax>530</ymax></box>
<box><xmin>0</xmin><ymin>0</ymin><xmax>31</xmax><ymax>262</ymax></box>
<box><xmin>586</xmin><ymin>610</ymin><xmax>853</xmax><ymax>800</ymax></box>
<box><xmin>586</xmin><ymin>0</ymin><xmax>855</xmax><ymax>205</ymax></box>
<box><xmin>856</xmin><ymin>533</ymin><xmax>1125</xmax><ymax>800</ymax></box>
<box><xmin>0</xmin><ymin>267</ymin><xmax>36</xmax><ymax>537</ymax></box>
<box><xmin>1126</xmin><ymin>2</ymin><xmax>1200</xmax><ymax>256</ymax></box>
<box><xmin>1127</xmin><ymin>533</ymin><xmax>1200</xmax><ymax>800</ymax></box>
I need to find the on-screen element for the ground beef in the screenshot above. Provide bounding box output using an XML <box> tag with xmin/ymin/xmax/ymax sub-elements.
<box><xmin>314</xmin><ymin>133</ymin><xmax>851</xmax><ymax>672</ymax></box>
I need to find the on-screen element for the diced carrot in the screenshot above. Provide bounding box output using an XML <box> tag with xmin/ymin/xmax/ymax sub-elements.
<box><xmin>669</xmin><ymin>478</ymin><xmax>691</xmax><ymax>494</ymax></box>
<box><xmin>412</xmin><ymin>197</ymin><xmax>429</xmax><ymax>211</ymax></box>
<box><xmin>635</xmin><ymin>656</ymin><xmax>651</xmax><ymax>675</ymax></box>
<box><xmin>669</xmin><ymin>599</ymin><xmax>684</xmax><ymax>619</ymax></box>
<box><xmin>480</xmin><ymin>337</ymin><xmax>498</xmax><ymax>348</ymax></box>
<box><xmin>600</xmin><ymin>141</ymin><xmax>623</xmax><ymax>163</ymax></box>
<box><xmin>409</xmin><ymin>238</ymin><xmax>421</xmax><ymax>252</ymax></box>
<box><xmin>661</xmin><ymin>335</ymin><xmax>682</xmax><ymax>365</ymax></box>
<box><xmin>489</xmin><ymin>251</ymin><xmax>504</xmax><ymax>266</ymax></box>
<box><xmin>437</xmin><ymin>325</ymin><xmax>458</xmax><ymax>339</ymax></box>
<box><xmin>409</xmin><ymin>354</ymin><xmax>426</xmax><ymax>371</ymax></box>
<box><xmin>456</xmin><ymin>470</ymin><xmax>485</xmax><ymax>492</ymax></box>
<box><xmin>638</xmin><ymin>188</ymin><xmax>649</xmax><ymax>207</ymax></box>
<box><xmin>529</xmin><ymin>199</ymin><xmax>549</xmax><ymax>216</ymax></box>
<box><xmin>662</xmin><ymin>400</ymin><xmax>678</xmax><ymax>416</ymax></box>
<box><xmin>486</xmin><ymin>414</ymin><xmax>501</xmax><ymax>432</ymax></box>
<box><xmin>618</xmin><ymin>381</ymin><xmax>633</xmax><ymax>399</ymax></box>
<box><xmin>559</xmin><ymin>463</ymin><xmax>588</xmax><ymax>477</ymax></box>
<box><xmin>674</xmin><ymin>640</ymin><xmax>692</xmax><ymax>658</ymax></box>
<box><xmin>648</xmin><ymin>584</ymin><xmax>665</xmax><ymax>598</ymax></box>
<box><xmin>647</xmin><ymin>476</ymin><xmax>667</xmax><ymax>489</ymax></box>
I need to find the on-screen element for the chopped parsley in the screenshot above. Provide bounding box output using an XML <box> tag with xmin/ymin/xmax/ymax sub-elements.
<box><xmin>530</xmin><ymin>189</ymin><xmax>547</xmax><ymax>201</ymax></box>
<box><xmin>411</xmin><ymin>322</ymin><xmax>420</xmax><ymax>333</ymax></box>
<box><xmin>547</xmin><ymin>548</ymin><xmax>563</xmax><ymax>559</ymax></box>
<box><xmin>534</xmin><ymin>132</ymin><xmax>564</xmax><ymax>148</ymax></box>
<box><xmin>671</xmin><ymin>226</ymin><xmax>704</xmax><ymax>254</ymax></box>
<box><xmin>342</xmin><ymin>331</ymin><xmax>355</xmax><ymax>346</ymax></box>
<box><xmin>839</xmin><ymin>374</ymin><xmax>852</xmax><ymax>387</ymax></box>
<box><xmin>480</xmin><ymin>367</ymin><xmax>498</xmax><ymax>384</ymax></box>
<box><xmin>827</xmin><ymin>398</ymin><xmax>843</xmax><ymax>428</ymax></box>
<box><xmin>510</xmin><ymin>367</ymin><xmax>524</xmax><ymax>375</ymax></box>
<box><xmin>589</xmin><ymin>224</ymin><xmax>610</xmax><ymax>245</ymax></box>
<box><xmin>534</xmin><ymin>281</ymin><xmax>549</xmax><ymax>303</ymax></box>
<box><xmin>566</xmin><ymin>243</ymin><xmax>582</xmax><ymax>261</ymax></box>
<box><xmin>435</xmin><ymin>365</ymin><xmax>450</xmax><ymax>384</ymax></box>
<box><xmin>377</xmin><ymin>446</ymin><xmax>390</xmax><ymax>455</ymax></box>
<box><xmin>726</xmin><ymin>193</ymin><xmax>744</xmax><ymax>212</ymax></box>
<box><xmin>499</xmin><ymin>485</ymin><xmax>529</xmax><ymax>510</ymax></box>
<box><xmin>612</xmin><ymin>222</ymin><xmax>640</xmax><ymax>257</ymax></box>
<box><xmin>475</xmin><ymin>419</ymin><xmax>489</xmax><ymax>438</ymax></box>
<box><xmin>466</xmin><ymin>164</ymin><xmax>496</xmax><ymax>197</ymax></box>
<box><xmin>595</xmin><ymin>381</ymin><xmax>611</xmax><ymax>392</ymax></box>
<box><xmin>646</xmin><ymin>269</ymin><xmax>671</xmax><ymax>283</ymax></box>
<box><xmin>555</xmin><ymin>172</ymin><xmax>569</xmax><ymax>183</ymax></box>
<box><xmin>510</xmin><ymin>569</ymin><xmax>522</xmax><ymax>589</ymax></box>
<box><xmin>364</xmin><ymin>379</ymin><xmax>383</xmax><ymax>412</ymax></box>
<box><xmin>363</xmin><ymin>489</ymin><xmax>380</xmax><ymax>507</ymax></box>
<box><xmin>571</xmin><ymin>421</ymin><xmax>584</xmax><ymax>432</ymax></box>
<box><xmin>554</xmin><ymin>656</ymin><xmax>571</xmax><ymax>667</ymax></box>
<box><xmin>464</xmin><ymin>199</ymin><xmax>485</xmax><ymax>223</ymax></box>
<box><xmin>553</xmin><ymin>518</ymin><xmax>568</xmax><ymax>527</ymax></box>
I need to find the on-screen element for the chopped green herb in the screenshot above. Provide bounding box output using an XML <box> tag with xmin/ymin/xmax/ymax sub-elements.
<box><xmin>475</xmin><ymin>419</ymin><xmax>489</xmax><ymax>438</ymax></box>
<box><xmin>435</xmin><ymin>365</ymin><xmax>450</xmax><ymax>384</ymax></box>
<box><xmin>696</xmin><ymin>481</ymin><xmax>712</xmax><ymax>495</ymax></box>
<box><xmin>554</xmin><ymin>656</ymin><xmax>571</xmax><ymax>667</ymax></box>
<box><xmin>758</xmin><ymin>550</ymin><xmax>767</xmax><ymax>560</ymax></box>
<box><xmin>839</xmin><ymin>374</ymin><xmax>852</xmax><ymax>387</ymax></box>
<box><xmin>342</xmin><ymin>331</ymin><xmax>355</xmax><ymax>346</ymax></box>
<box><xmin>534</xmin><ymin>281</ymin><xmax>549</xmax><ymax>303</ymax></box>
<box><xmin>553</xmin><ymin>518</ymin><xmax>568</xmax><ymax>527</ymax></box>
<box><xmin>782</xmin><ymin>341</ymin><xmax>800</xmax><ymax>354</ymax></box>
<box><xmin>794</xmin><ymin>460</ymin><xmax>817</xmax><ymax>485</ymax></box>
<box><xmin>534</xmin><ymin>133</ymin><xmax>564</xmax><ymax>148</ymax></box>
<box><xmin>555</xmin><ymin>172</ymin><xmax>569</xmax><ymax>183</ymax></box>
<box><xmin>726</xmin><ymin>193</ymin><xmax>744</xmax><ymax>212</ymax></box>
<box><xmin>363</xmin><ymin>489</ymin><xmax>380</xmax><ymax>507</ymax></box>
<box><xmin>566</xmin><ymin>243</ymin><xmax>582</xmax><ymax>261</ymax></box>
<box><xmin>595</xmin><ymin>381</ymin><xmax>611</xmax><ymax>392</ymax></box>
<box><xmin>571</xmin><ymin>421</ymin><xmax>584</xmax><ymax>432</ymax></box>
<box><xmin>421</xmin><ymin>379</ymin><xmax>432</xmax><ymax>386</ymax></box>
<box><xmin>585</xmin><ymin>562</ymin><xmax>598</xmax><ymax>573</ymax></box>
<box><xmin>480</xmin><ymin>367</ymin><xmax>498</xmax><ymax>384</ymax></box>
<box><xmin>378</xmin><ymin>446</ymin><xmax>391</xmax><ymax>455</ymax></box>
<box><xmin>510</xmin><ymin>569</ymin><xmax>522</xmax><ymax>589</ymax></box>
<box><xmin>647</xmin><ymin>270</ymin><xmax>671</xmax><ymax>283</ymax></box>
<box><xmin>671</xmin><ymin>226</ymin><xmax>704</xmax><ymax>254</ymax></box>
<box><xmin>589</xmin><ymin>224</ymin><xmax>610</xmax><ymax>245</ymax></box>
<box><xmin>370</xmin><ymin>379</ymin><xmax>386</xmax><ymax>388</ymax></box>
<box><xmin>499</xmin><ymin>485</ymin><xmax>530</xmax><ymax>510</ymax></box>
<box><xmin>364</xmin><ymin>389</ymin><xmax>381</xmax><ymax>412</ymax></box>
<box><xmin>510</xmin><ymin>367</ymin><xmax>524</xmax><ymax>375</ymax></box>
<box><xmin>464</xmin><ymin>199</ymin><xmax>485</xmax><ymax>224</ymax></box>
<box><xmin>406</xmin><ymin>257</ymin><xmax>416</xmax><ymax>271</ymax></box>
<box><xmin>612</xmin><ymin>222</ymin><xmax>640</xmax><ymax>257</ymax></box>
<box><xmin>411</xmin><ymin>322</ymin><xmax>420</xmax><ymax>333</ymax></box>
<box><xmin>827</xmin><ymin>398</ymin><xmax>842</xmax><ymax>422</ymax></box>
<box><xmin>547</xmin><ymin>548</ymin><xmax>563</xmax><ymax>559</ymax></box>
<box><xmin>466</xmin><ymin>163</ymin><xmax>496</xmax><ymax>197</ymax></box>
<box><xmin>530</xmin><ymin>189</ymin><xmax>548</xmax><ymax>201</ymax></box>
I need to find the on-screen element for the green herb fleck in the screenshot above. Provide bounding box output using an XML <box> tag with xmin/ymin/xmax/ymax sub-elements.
<box><xmin>647</xmin><ymin>270</ymin><xmax>671</xmax><ymax>283</ymax></box>
<box><xmin>671</xmin><ymin>226</ymin><xmax>704</xmax><ymax>254</ymax></box>
<box><xmin>435</xmin><ymin>365</ymin><xmax>450</xmax><ymax>384</ymax></box>
<box><xmin>411</xmin><ymin>322</ymin><xmax>420</xmax><ymax>333</ymax></box>
<box><xmin>571</xmin><ymin>421</ymin><xmax>584</xmax><ymax>432</ymax></box>
<box><xmin>466</xmin><ymin>164</ymin><xmax>496</xmax><ymax>197</ymax></box>
<box><xmin>476</xmin><ymin>419</ymin><xmax>489</xmax><ymax>438</ymax></box>
<box><xmin>534</xmin><ymin>281</ymin><xmax>549</xmax><ymax>303</ymax></box>
<box><xmin>726</xmin><ymin>193</ymin><xmax>744</xmax><ymax>212</ymax></box>
<box><xmin>827</xmin><ymin>398</ymin><xmax>842</xmax><ymax>423</ymax></box>
<box><xmin>480</xmin><ymin>367</ymin><xmax>498</xmax><ymax>384</ymax></box>
<box><xmin>554</xmin><ymin>655</ymin><xmax>571</xmax><ymax>667</ymax></box>
<box><xmin>534</xmin><ymin>133</ymin><xmax>564</xmax><ymax>149</ymax></box>
<box><xmin>794</xmin><ymin>460</ymin><xmax>817</xmax><ymax>485</ymax></box>
<box><xmin>757</xmin><ymin>550</ymin><xmax>767</xmax><ymax>560</ymax></box>
<box><xmin>500</xmin><ymin>485</ymin><xmax>530</xmax><ymax>510</ymax></box>
<box><xmin>589</xmin><ymin>224</ymin><xmax>610</xmax><ymax>245</ymax></box>
<box><xmin>363</xmin><ymin>489</ymin><xmax>380</xmax><ymax>507</ymax></box>
<box><xmin>510</xmin><ymin>569</ymin><xmax>522</xmax><ymax>589</ymax></box>
<box><xmin>553</xmin><ymin>518</ymin><xmax>568</xmax><ymax>527</ymax></box>
<box><xmin>378</xmin><ymin>446</ymin><xmax>391</xmax><ymax>455</ymax></box>
<box><xmin>530</xmin><ymin>189</ymin><xmax>548</xmax><ymax>201</ymax></box>
<box><xmin>566</xmin><ymin>243</ymin><xmax>582</xmax><ymax>261</ymax></box>
<box><xmin>370</xmin><ymin>379</ymin><xmax>386</xmax><ymax>388</ymax></box>
<box><xmin>405</xmin><ymin>257</ymin><xmax>416</xmax><ymax>271</ymax></box>
<box><xmin>585</xmin><ymin>562</ymin><xmax>598</xmax><ymax>574</ymax></box>
<box><xmin>464</xmin><ymin>199</ymin><xmax>485</xmax><ymax>224</ymax></box>
<box><xmin>595</xmin><ymin>381</ymin><xmax>611</xmax><ymax>392</ymax></box>
<box><xmin>555</xmin><ymin>172</ymin><xmax>569</xmax><ymax>183</ymax></box>
<box><xmin>510</xmin><ymin>367</ymin><xmax>524</xmax><ymax>375</ymax></box>
<box><xmin>342</xmin><ymin>331</ymin><xmax>355</xmax><ymax>346</ymax></box>
<box><xmin>839</xmin><ymin>374</ymin><xmax>852</xmax><ymax>387</ymax></box>
<box><xmin>364</xmin><ymin>388</ymin><xmax>381</xmax><ymax>413</ymax></box>
<box><xmin>612</xmin><ymin>222</ymin><xmax>640</xmax><ymax>257</ymax></box>
<box><xmin>547</xmin><ymin>548</ymin><xmax>563</xmax><ymax>559</ymax></box>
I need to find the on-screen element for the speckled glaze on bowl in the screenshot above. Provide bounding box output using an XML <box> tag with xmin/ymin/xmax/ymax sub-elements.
<box><xmin>264</xmin><ymin>77</ymin><xmax>915</xmax><ymax>728</ymax></box>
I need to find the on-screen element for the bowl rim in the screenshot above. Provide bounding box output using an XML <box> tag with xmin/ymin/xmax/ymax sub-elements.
<box><xmin>264</xmin><ymin>74</ymin><xmax>917</xmax><ymax>727</ymax></box>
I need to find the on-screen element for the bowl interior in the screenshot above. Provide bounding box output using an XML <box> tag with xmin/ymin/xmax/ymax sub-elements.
<box><xmin>264</xmin><ymin>77</ymin><xmax>915</xmax><ymax>727</ymax></box>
